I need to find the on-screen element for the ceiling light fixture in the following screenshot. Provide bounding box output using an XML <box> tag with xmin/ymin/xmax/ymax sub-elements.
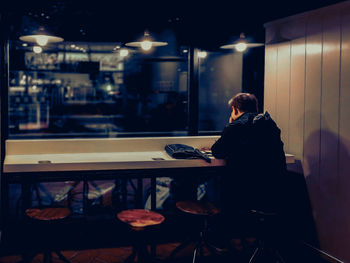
<box><xmin>125</xmin><ymin>30</ymin><xmax>168</xmax><ymax>52</ymax></box>
<box><xmin>20</xmin><ymin>26</ymin><xmax>64</xmax><ymax>46</ymax></box>
<box><xmin>220</xmin><ymin>33</ymin><xmax>264</xmax><ymax>52</ymax></box>
<box><xmin>120</xmin><ymin>49</ymin><xmax>129</xmax><ymax>57</ymax></box>
<box><xmin>33</xmin><ymin>46</ymin><xmax>43</xmax><ymax>54</ymax></box>
<box><xmin>198</xmin><ymin>51</ymin><xmax>208</xmax><ymax>58</ymax></box>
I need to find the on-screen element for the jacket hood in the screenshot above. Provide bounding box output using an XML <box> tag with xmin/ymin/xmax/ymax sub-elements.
<box><xmin>252</xmin><ymin>111</ymin><xmax>272</xmax><ymax>124</ymax></box>
<box><xmin>252</xmin><ymin>111</ymin><xmax>281</xmax><ymax>137</ymax></box>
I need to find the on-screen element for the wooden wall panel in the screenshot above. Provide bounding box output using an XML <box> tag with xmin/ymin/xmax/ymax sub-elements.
<box><xmin>289</xmin><ymin>37</ymin><xmax>306</xmax><ymax>160</ymax></box>
<box><xmin>264</xmin><ymin>1</ymin><xmax>350</xmax><ymax>261</ymax></box>
<box><xmin>336</xmin><ymin>4</ymin><xmax>350</xmax><ymax>260</ymax></box>
<box><xmin>264</xmin><ymin>45</ymin><xmax>278</xmax><ymax>119</ymax></box>
<box><xmin>303</xmin><ymin>12</ymin><xmax>323</xmax><ymax>188</ymax></box>
<box><xmin>276</xmin><ymin>44</ymin><xmax>291</xmax><ymax>151</ymax></box>
<box><xmin>318</xmin><ymin>9</ymin><xmax>341</xmax><ymax>255</ymax></box>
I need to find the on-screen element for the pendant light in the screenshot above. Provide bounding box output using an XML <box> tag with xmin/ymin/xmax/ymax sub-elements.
<box><xmin>19</xmin><ymin>26</ymin><xmax>64</xmax><ymax>46</ymax></box>
<box><xmin>220</xmin><ymin>33</ymin><xmax>264</xmax><ymax>52</ymax></box>
<box><xmin>125</xmin><ymin>30</ymin><xmax>168</xmax><ymax>52</ymax></box>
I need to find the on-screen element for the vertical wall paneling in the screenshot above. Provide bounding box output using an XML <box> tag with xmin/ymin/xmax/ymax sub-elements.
<box><xmin>336</xmin><ymin>4</ymin><xmax>350</xmax><ymax>260</ymax></box>
<box><xmin>303</xmin><ymin>13</ymin><xmax>323</xmax><ymax>187</ymax></box>
<box><xmin>318</xmin><ymin>8</ymin><xmax>341</xmax><ymax>255</ymax></box>
<box><xmin>303</xmin><ymin>11</ymin><xmax>324</xmax><ymax>252</ymax></box>
<box><xmin>264</xmin><ymin>45</ymin><xmax>278</xmax><ymax>119</ymax></box>
<box><xmin>265</xmin><ymin>1</ymin><xmax>350</xmax><ymax>261</ymax></box>
<box><xmin>276</xmin><ymin>43</ymin><xmax>291</xmax><ymax>151</ymax></box>
<box><xmin>289</xmin><ymin>32</ymin><xmax>306</xmax><ymax>160</ymax></box>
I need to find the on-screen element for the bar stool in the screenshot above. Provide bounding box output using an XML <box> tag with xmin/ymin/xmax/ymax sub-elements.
<box><xmin>20</xmin><ymin>183</ymin><xmax>73</xmax><ymax>263</ymax></box>
<box><xmin>248</xmin><ymin>210</ymin><xmax>286</xmax><ymax>263</ymax></box>
<box><xmin>23</xmin><ymin>207</ymin><xmax>71</xmax><ymax>263</ymax></box>
<box><xmin>168</xmin><ymin>200</ymin><xmax>220</xmax><ymax>263</ymax></box>
<box><xmin>117</xmin><ymin>209</ymin><xmax>165</xmax><ymax>263</ymax></box>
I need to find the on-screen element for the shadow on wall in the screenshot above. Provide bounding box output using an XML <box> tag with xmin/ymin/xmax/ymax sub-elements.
<box><xmin>304</xmin><ymin>126</ymin><xmax>350</xmax><ymax>261</ymax></box>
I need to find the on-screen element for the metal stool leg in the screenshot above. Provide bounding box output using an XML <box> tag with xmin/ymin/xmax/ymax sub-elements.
<box><xmin>124</xmin><ymin>248</ymin><xmax>137</xmax><ymax>263</ymax></box>
<box><xmin>268</xmin><ymin>247</ymin><xmax>286</xmax><ymax>263</ymax></box>
<box><xmin>192</xmin><ymin>244</ymin><xmax>199</xmax><ymax>263</ymax></box>
<box><xmin>55</xmin><ymin>251</ymin><xmax>71</xmax><ymax>263</ymax></box>
<box><xmin>169</xmin><ymin>237</ymin><xmax>193</xmax><ymax>259</ymax></box>
<box><xmin>43</xmin><ymin>251</ymin><xmax>52</xmax><ymax>263</ymax></box>
<box><xmin>249</xmin><ymin>246</ymin><xmax>261</xmax><ymax>263</ymax></box>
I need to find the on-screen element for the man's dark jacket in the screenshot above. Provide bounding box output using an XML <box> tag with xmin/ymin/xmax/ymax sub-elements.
<box><xmin>211</xmin><ymin>111</ymin><xmax>287</xmax><ymax>214</ymax></box>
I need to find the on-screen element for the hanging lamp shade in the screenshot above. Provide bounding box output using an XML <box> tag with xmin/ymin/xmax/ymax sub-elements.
<box><xmin>125</xmin><ymin>30</ymin><xmax>167</xmax><ymax>51</ymax></box>
<box><xmin>19</xmin><ymin>26</ymin><xmax>64</xmax><ymax>46</ymax></box>
<box><xmin>220</xmin><ymin>33</ymin><xmax>264</xmax><ymax>52</ymax></box>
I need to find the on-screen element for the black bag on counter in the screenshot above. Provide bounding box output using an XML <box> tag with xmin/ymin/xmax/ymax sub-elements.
<box><xmin>165</xmin><ymin>144</ymin><xmax>211</xmax><ymax>163</ymax></box>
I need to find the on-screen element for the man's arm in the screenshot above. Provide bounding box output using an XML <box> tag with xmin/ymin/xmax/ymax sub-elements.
<box><xmin>211</xmin><ymin>123</ymin><xmax>238</xmax><ymax>159</ymax></box>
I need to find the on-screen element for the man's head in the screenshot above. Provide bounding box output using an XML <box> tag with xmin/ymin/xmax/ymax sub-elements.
<box><xmin>228</xmin><ymin>93</ymin><xmax>258</xmax><ymax>120</ymax></box>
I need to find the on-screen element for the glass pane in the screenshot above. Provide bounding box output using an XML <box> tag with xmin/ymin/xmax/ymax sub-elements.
<box><xmin>198</xmin><ymin>51</ymin><xmax>243</xmax><ymax>133</ymax></box>
<box><xmin>8</xmin><ymin>40</ymin><xmax>189</xmax><ymax>139</ymax></box>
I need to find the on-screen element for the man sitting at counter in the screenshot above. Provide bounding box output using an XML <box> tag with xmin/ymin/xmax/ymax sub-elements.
<box><xmin>210</xmin><ymin>93</ymin><xmax>287</xmax><ymax>252</ymax></box>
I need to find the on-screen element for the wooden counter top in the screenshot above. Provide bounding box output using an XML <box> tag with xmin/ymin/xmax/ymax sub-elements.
<box><xmin>4</xmin><ymin>151</ymin><xmax>225</xmax><ymax>173</ymax></box>
<box><xmin>3</xmin><ymin>136</ymin><xmax>295</xmax><ymax>173</ymax></box>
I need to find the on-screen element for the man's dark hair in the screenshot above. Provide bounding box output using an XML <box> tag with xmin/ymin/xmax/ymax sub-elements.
<box><xmin>228</xmin><ymin>93</ymin><xmax>258</xmax><ymax>113</ymax></box>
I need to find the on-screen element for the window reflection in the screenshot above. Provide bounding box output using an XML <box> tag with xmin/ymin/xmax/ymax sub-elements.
<box><xmin>9</xmin><ymin>41</ymin><xmax>188</xmax><ymax>138</ymax></box>
<box><xmin>198</xmin><ymin>51</ymin><xmax>243</xmax><ymax>133</ymax></box>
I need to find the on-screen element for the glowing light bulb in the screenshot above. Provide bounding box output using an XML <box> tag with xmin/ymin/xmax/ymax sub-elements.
<box><xmin>33</xmin><ymin>46</ymin><xmax>43</xmax><ymax>54</ymax></box>
<box><xmin>120</xmin><ymin>49</ymin><xmax>129</xmax><ymax>57</ymax></box>
<box><xmin>235</xmin><ymin>42</ymin><xmax>247</xmax><ymax>52</ymax></box>
<box><xmin>35</xmin><ymin>35</ymin><xmax>49</xmax><ymax>46</ymax></box>
<box><xmin>141</xmin><ymin>40</ymin><xmax>152</xmax><ymax>51</ymax></box>
<box><xmin>198</xmin><ymin>51</ymin><xmax>207</xmax><ymax>58</ymax></box>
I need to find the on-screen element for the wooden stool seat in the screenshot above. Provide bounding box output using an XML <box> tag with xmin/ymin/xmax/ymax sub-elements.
<box><xmin>117</xmin><ymin>209</ymin><xmax>165</xmax><ymax>263</ymax></box>
<box><xmin>25</xmin><ymin>207</ymin><xmax>71</xmax><ymax>221</ymax></box>
<box><xmin>176</xmin><ymin>200</ymin><xmax>220</xmax><ymax>216</ymax></box>
<box><xmin>22</xmin><ymin>207</ymin><xmax>71</xmax><ymax>263</ymax></box>
<box><xmin>117</xmin><ymin>209</ymin><xmax>165</xmax><ymax>228</ymax></box>
<box><xmin>169</xmin><ymin>201</ymin><xmax>221</xmax><ymax>262</ymax></box>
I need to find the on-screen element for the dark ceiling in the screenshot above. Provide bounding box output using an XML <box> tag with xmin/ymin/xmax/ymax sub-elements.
<box><xmin>2</xmin><ymin>0</ymin><xmax>347</xmax><ymax>49</ymax></box>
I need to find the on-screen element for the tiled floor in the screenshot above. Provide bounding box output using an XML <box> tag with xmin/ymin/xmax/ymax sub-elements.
<box><xmin>0</xmin><ymin>242</ymin><xmax>225</xmax><ymax>263</ymax></box>
<box><xmin>0</xmin><ymin>238</ymin><xmax>330</xmax><ymax>263</ymax></box>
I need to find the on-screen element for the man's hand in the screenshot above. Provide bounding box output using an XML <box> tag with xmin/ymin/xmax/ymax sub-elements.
<box><xmin>229</xmin><ymin>116</ymin><xmax>234</xmax><ymax>123</ymax></box>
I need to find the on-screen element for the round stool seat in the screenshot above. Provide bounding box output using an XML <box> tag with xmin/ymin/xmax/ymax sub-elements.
<box><xmin>25</xmin><ymin>207</ymin><xmax>71</xmax><ymax>221</ymax></box>
<box><xmin>176</xmin><ymin>200</ymin><xmax>220</xmax><ymax>216</ymax></box>
<box><xmin>117</xmin><ymin>209</ymin><xmax>165</xmax><ymax>228</ymax></box>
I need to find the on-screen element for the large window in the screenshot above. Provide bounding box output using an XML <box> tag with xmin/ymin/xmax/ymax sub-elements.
<box><xmin>198</xmin><ymin>51</ymin><xmax>243</xmax><ymax>133</ymax></box>
<box><xmin>8</xmin><ymin>40</ymin><xmax>244</xmax><ymax>139</ymax></box>
<box><xmin>8</xmin><ymin>40</ymin><xmax>189</xmax><ymax>138</ymax></box>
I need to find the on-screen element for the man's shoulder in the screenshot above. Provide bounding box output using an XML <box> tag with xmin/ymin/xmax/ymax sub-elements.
<box><xmin>225</xmin><ymin>120</ymin><xmax>246</xmax><ymax>129</ymax></box>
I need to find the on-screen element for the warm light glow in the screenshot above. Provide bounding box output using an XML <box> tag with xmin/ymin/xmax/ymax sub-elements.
<box><xmin>306</xmin><ymin>43</ymin><xmax>322</xmax><ymax>55</ymax></box>
<box><xmin>198</xmin><ymin>51</ymin><xmax>207</xmax><ymax>58</ymax></box>
<box><xmin>33</xmin><ymin>46</ymin><xmax>43</xmax><ymax>54</ymax></box>
<box><xmin>141</xmin><ymin>40</ymin><xmax>152</xmax><ymax>51</ymax></box>
<box><xmin>22</xmin><ymin>43</ymin><xmax>28</xmax><ymax>47</ymax></box>
<box><xmin>35</xmin><ymin>35</ymin><xmax>49</xmax><ymax>46</ymax></box>
<box><xmin>120</xmin><ymin>49</ymin><xmax>129</xmax><ymax>57</ymax></box>
<box><xmin>105</xmin><ymin>84</ymin><xmax>112</xmax><ymax>91</ymax></box>
<box><xmin>235</xmin><ymin>42</ymin><xmax>247</xmax><ymax>52</ymax></box>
